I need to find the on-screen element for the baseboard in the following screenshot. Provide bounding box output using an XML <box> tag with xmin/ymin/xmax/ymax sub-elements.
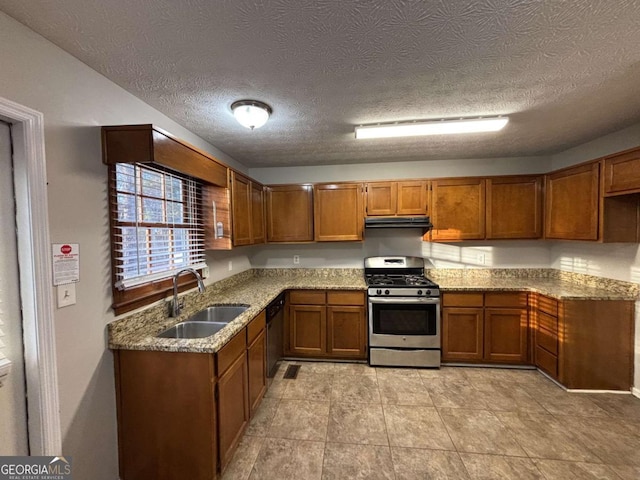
<box><xmin>633</xmin><ymin>387</ymin><xmax>640</xmax><ymax>399</ymax></box>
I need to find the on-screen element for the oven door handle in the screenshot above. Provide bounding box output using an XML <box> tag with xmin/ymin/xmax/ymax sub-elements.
<box><xmin>368</xmin><ymin>297</ymin><xmax>440</xmax><ymax>305</ymax></box>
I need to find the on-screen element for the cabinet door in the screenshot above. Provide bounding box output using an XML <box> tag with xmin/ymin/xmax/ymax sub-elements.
<box><xmin>484</xmin><ymin>308</ymin><xmax>528</xmax><ymax>364</ymax></box>
<box><xmin>603</xmin><ymin>147</ymin><xmax>640</xmax><ymax>196</ymax></box>
<box><xmin>441</xmin><ymin>308</ymin><xmax>484</xmax><ymax>361</ymax></box>
<box><xmin>231</xmin><ymin>172</ymin><xmax>252</xmax><ymax>246</ymax></box>
<box><xmin>251</xmin><ymin>181</ymin><xmax>266</xmax><ymax>244</ymax></box>
<box><xmin>397</xmin><ymin>181</ymin><xmax>428</xmax><ymax>215</ymax></box>
<box><xmin>203</xmin><ymin>184</ymin><xmax>232</xmax><ymax>250</ymax></box>
<box><xmin>247</xmin><ymin>329</ymin><xmax>267</xmax><ymax>415</ymax></box>
<box><xmin>314</xmin><ymin>183</ymin><xmax>364</xmax><ymax>241</ymax></box>
<box><xmin>486</xmin><ymin>176</ymin><xmax>542</xmax><ymax>239</ymax></box>
<box><xmin>327</xmin><ymin>305</ymin><xmax>366</xmax><ymax>358</ymax></box>
<box><xmin>366</xmin><ymin>182</ymin><xmax>397</xmax><ymax>216</ymax></box>
<box><xmin>266</xmin><ymin>185</ymin><xmax>314</xmax><ymax>242</ymax></box>
<box><xmin>545</xmin><ymin>163</ymin><xmax>599</xmax><ymax>240</ymax></box>
<box><xmin>217</xmin><ymin>352</ymin><xmax>249</xmax><ymax>471</ymax></box>
<box><xmin>431</xmin><ymin>178</ymin><xmax>486</xmax><ymax>241</ymax></box>
<box><xmin>288</xmin><ymin>305</ymin><xmax>327</xmax><ymax>356</ymax></box>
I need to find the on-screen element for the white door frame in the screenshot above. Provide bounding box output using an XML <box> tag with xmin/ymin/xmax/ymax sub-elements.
<box><xmin>0</xmin><ymin>96</ymin><xmax>61</xmax><ymax>455</ymax></box>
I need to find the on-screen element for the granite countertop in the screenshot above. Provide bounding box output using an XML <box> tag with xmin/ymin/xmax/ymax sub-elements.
<box><xmin>108</xmin><ymin>267</ymin><xmax>638</xmax><ymax>355</ymax></box>
<box><xmin>108</xmin><ymin>269</ymin><xmax>366</xmax><ymax>354</ymax></box>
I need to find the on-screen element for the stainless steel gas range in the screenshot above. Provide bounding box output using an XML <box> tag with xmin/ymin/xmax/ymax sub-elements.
<box><xmin>365</xmin><ymin>256</ymin><xmax>441</xmax><ymax>368</ymax></box>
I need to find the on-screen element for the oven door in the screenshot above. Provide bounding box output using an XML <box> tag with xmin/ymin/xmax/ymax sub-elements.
<box><xmin>368</xmin><ymin>296</ymin><xmax>440</xmax><ymax>349</ymax></box>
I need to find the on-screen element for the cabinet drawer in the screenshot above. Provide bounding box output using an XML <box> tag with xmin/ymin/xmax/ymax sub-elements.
<box><xmin>327</xmin><ymin>290</ymin><xmax>365</xmax><ymax>306</ymax></box>
<box><xmin>537</xmin><ymin>310</ymin><xmax>558</xmax><ymax>334</ymax></box>
<box><xmin>247</xmin><ymin>310</ymin><xmax>266</xmax><ymax>345</ymax></box>
<box><xmin>485</xmin><ymin>292</ymin><xmax>528</xmax><ymax>308</ymax></box>
<box><xmin>535</xmin><ymin>345</ymin><xmax>558</xmax><ymax>378</ymax></box>
<box><xmin>289</xmin><ymin>290</ymin><xmax>326</xmax><ymax>305</ymax></box>
<box><xmin>537</xmin><ymin>295</ymin><xmax>558</xmax><ymax>316</ymax></box>
<box><xmin>536</xmin><ymin>326</ymin><xmax>558</xmax><ymax>355</ymax></box>
<box><xmin>442</xmin><ymin>292</ymin><xmax>484</xmax><ymax>307</ymax></box>
<box><xmin>217</xmin><ymin>330</ymin><xmax>247</xmax><ymax>376</ymax></box>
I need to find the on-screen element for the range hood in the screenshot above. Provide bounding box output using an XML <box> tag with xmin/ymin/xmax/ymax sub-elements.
<box><xmin>364</xmin><ymin>216</ymin><xmax>433</xmax><ymax>230</ymax></box>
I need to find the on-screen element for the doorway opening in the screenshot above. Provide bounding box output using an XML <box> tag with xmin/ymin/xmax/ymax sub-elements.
<box><xmin>0</xmin><ymin>96</ymin><xmax>61</xmax><ymax>454</ymax></box>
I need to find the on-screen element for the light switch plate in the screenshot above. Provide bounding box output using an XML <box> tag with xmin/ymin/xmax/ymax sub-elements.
<box><xmin>57</xmin><ymin>283</ymin><xmax>77</xmax><ymax>308</ymax></box>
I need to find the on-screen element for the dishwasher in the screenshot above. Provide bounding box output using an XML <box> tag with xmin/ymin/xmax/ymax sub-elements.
<box><xmin>266</xmin><ymin>293</ymin><xmax>285</xmax><ymax>378</ymax></box>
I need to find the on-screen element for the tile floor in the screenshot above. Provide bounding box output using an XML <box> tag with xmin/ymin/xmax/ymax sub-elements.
<box><xmin>222</xmin><ymin>361</ymin><xmax>640</xmax><ymax>480</ymax></box>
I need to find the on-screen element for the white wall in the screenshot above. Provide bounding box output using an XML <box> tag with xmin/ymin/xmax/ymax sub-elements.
<box><xmin>250</xmin><ymin>156</ymin><xmax>550</xmax><ymax>185</ymax></box>
<box><xmin>0</xmin><ymin>12</ymin><xmax>250</xmax><ymax>479</ymax></box>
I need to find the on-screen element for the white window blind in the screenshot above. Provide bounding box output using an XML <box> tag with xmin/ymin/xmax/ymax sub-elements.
<box><xmin>111</xmin><ymin>163</ymin><xmax>206</xmax><ymax>289</ymax></box>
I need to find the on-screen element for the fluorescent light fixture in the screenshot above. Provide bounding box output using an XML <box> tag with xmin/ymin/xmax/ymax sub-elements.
<box><xmin>355</xmin><ymin>116</ymin><xmax>509</xmax><ymax>139</ymax></box>
<box><xmin>231</xmin><ymin>100</ymin><xmax>272</xmax><ymax>130</ymax></box>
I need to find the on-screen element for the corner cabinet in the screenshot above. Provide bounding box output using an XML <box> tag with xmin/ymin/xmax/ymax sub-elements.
<box><xmin>430</xmin><ymin>178</ymin><xmax>486</xmax><ymax>241</ymax></box>
<box><xmin>314</xmin><ymin>183</ymin><xmax>364</xmax><ymax>241</ymax></box>
<box><xmin>532</xmin><ymin>294</ymin><xmax>634</xmax><ymax>390</ymax></box>
<box><xmin>286</xmin><ymin>290</ymin><xmax>367</xmax><ymax>359</ymax></box>
<box><xmin>266</xmin><ymin>185</ymin><xmax>314</xmax><ymax>242</ymax></box>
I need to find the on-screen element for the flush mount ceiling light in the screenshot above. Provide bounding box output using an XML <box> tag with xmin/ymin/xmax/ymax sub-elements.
<box><xmin>231</xmin><ymin>100</ymin><xmax>272</xmax><ymax>130</ymax></box>
<box><xmin>355</xmin><ymin>116</ymin><xmax>509</xmax><ymax>139</ymax></box>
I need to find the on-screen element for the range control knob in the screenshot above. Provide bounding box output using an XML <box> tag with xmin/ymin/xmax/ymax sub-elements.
<box><xmin>384</xmin><ymin>289</ymin><xmax>390</xmax><ymax>295</ymax></box>
<box><xmin>426</xmin><ymin>290</ymin><xmax>431</xmax><ymax>296</ymax></box>
<box><xmin>417</xmin><ymin>290</ymin><xmax>423</xmax><ymax>295</ymax></box>
<box><xmin>376</xmin><ymin>289</ymin><xmax>382</xmax><ymax>295</ymax></box>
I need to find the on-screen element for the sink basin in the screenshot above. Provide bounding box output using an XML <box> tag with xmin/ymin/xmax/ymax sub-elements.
<box><xmin>157</xmin><ymin>321</ymin><xmax>227</xmax><ymax>339</ymax></box>
<box><xmin>186</xmin><ymin>305</ymin><xmax>249</xmax><ymax>324</ymax></box>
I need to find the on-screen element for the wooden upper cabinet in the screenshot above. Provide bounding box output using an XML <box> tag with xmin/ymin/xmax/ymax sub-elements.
<box><xmin>366</xmin><ymin>182</ymin><xmax>397</xmax><ymax>216</ymax></box>
<box><xmin>251</xmin><ymin>181</ymin><xmax>266</xmax><ymax>244</ymax></box>
<box><xmin>545</xmin><ymin>163</ymin><xmax>599</xmax><ymax>240</ymax></box>
<box><xmin>231</xmin><ymin>172</ymin><xmax>265</xmax><ymax>246</ymax></box>
<box><xmin>102</xmin><ymin>124</ymin><xmax>228</xmax><ymax>187</ymax></box>
<box><xmin>266</xmin><ymin>185</ymin><xmax>314</xmax><ymax>242</ymax></box>
<box><xmin>366</xmin><ymin>180</ymin><xmax>428</xmax><ymax>216</ymax></box>
<box><xmin>431</xmin><ymin>178</ymin><xmax>486</xmax><ymax>241</ymax></box>
<box><xmin>486</xmin><ymin>176</ymin><xmax>543</xmax><ymax>239</ymax></box>
<box><xmin>314</xmin><ymin>183</ymin><xmax>364</xmax><ymax>241</ymax></box>
<box><xmin>231</xmin><ymin>173</ymin><xmax>252</xmax><ymax>246</ymax></box>
<box><xmin>603</xmin><ymin>147</ymin><xmax>640</xmax><ymax>196</ymax></box>
<box><xmin>397</xmin><ymin>181</ymin><xmax>429</xmax><ymax>215</ymax></box>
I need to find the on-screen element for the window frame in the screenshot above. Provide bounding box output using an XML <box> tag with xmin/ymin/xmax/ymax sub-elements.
<box><xmin>108</xmin><ymin>163</ymin><xmax>204</xmax><ymax>315</ymax></box>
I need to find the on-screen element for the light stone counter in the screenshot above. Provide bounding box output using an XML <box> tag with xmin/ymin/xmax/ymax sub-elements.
<box><xmin>108</xmin><ymin>269</ymin><xmax>366</xmax><ymax>354</ymax></box>
<box><xmin>108</xmin><ymin>267</ymin><xmax>638</xmax><ymax>354</ymax></box>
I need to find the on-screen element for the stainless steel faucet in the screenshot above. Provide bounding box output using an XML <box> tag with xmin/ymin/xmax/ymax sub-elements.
<box><xmin>171</xmin><ymin>268</ymin><xmax>205</xmax><ymax>317</ymax></box>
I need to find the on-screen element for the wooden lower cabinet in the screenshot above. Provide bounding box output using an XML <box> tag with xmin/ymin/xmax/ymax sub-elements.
<box><xmin>442</xmin><ymin>307</ymin><xmax>484</xmax><ymax>361</ymax></box>
<box><xmin>217</xmin><ymin>334</ymin><xmax>250</xmax><ymax>472</ymax></box>
<box><xmin>246</xmin><ymin>311</ymin><xmax>267</xmax><ymax>416</ymax></box>
<box><xmin>286</xmin><ymin>290</ymin><xmax>367</xmax><ymax>359</ymax></box>
<box><xmin>288</xmin><ymin>304</ymin><xmax>327</xmax><ymax>356</ymax></box>
<box><xmin>484</xmin><ymin>308</ymin><xmax>528</xmax><ymax>363</ymax></box>
<box><xmin>114</xmin><ymin>350</ymin><xmax>217</xmax><ymax>480</ymax></box>
<box><xmin>441</xmin><ymin>292</ymin><xmax>528</xmax><ymax>365</ymax></box>
<box><xmin>533</xmin><ymin>295</ymin><xmax>634</xmax><ymax>390</ymax></box>
<box><xmin>327</xmin><ymin>305</ymin><xmax>367</xmax><ymax>358</ymax></box>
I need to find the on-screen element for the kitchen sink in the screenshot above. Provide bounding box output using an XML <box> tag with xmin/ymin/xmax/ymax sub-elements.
<box><xmin>186</xmin><ymin>304</ymin><xmax>249</xmax><ymax>324</ymax></box>
<box><xmin>157</xmin><ymin>321</ymin><xmax>228</xmax><ymax>339</ymax></box>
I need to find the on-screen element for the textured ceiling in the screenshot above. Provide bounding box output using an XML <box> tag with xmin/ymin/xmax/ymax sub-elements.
<box><xmin>2</xmin><ymin>0</ymin><xmax>640</xmax><ymax>167</ymax></box>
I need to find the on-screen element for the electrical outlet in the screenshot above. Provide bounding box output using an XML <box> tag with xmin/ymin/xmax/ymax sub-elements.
<box><xmin>228</xmin><ymin>260</ymin><xmax>233</xmax><ymax>271</ymax></box>
<box><xmin>477</xmin><ymin>253</ymin><xmax>486</xmax><ymax>265</ymax></box>
<box><xmin>202</xmin><ymin>266</ymin><xmax>210</xmax><ymax>279</ymax></box>
<box><xmin>293</xmin><ymin>255</ymin><xmax>300</xmax><ymax>264</ymax></box>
